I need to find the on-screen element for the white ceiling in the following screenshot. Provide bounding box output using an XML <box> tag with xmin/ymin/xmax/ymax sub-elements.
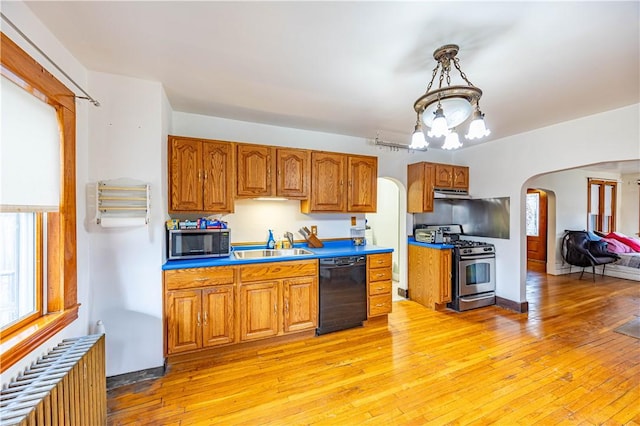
<box><xmin>22</xmin><ymin>1</ymin><xmax>640</xmax><ymax>150</ymax></box>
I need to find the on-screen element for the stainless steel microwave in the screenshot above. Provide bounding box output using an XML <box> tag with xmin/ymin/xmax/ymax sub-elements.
<box><xmin>167</xmin><ymin>229</ymin><xmax>231</xmax><ymax>260</ymax></box>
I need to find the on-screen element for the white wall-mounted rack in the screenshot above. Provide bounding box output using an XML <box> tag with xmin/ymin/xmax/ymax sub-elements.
<box><xmin>95</xmin><ymin>178</ymin><xmax>150</xmax><ymax>227</ymax></box>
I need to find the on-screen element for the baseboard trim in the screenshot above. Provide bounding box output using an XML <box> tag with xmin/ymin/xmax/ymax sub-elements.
<box><xmin>106</xmin><ymin>365</ymin><xmax>166</xmax><ymax>391</ymax></box>
<box><xmin>496</xmin><ymin>296</ymin><xmax>529</xmax><ymax>313</ymax></box>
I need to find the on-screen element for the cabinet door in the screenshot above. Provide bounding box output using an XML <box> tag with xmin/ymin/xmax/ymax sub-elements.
<box><xmin>408</xmin><ymin>244</ymin><xmax>429</xmax><ymax>307</ymax></box>
<box><xmin>283</xmin><ymin>276</ymin><xmax>317</xmax><ymax>333</ymax></box>
<box><xmin>236</xmin><ymin>144</ymin><xmax>274</xmax><ymax>197</ymax></box>
<box><xmin>347</xmin><ymin>156</ymin><xmax>377</xmax><ymax>212</ymax></box>
<box><xmin>439</xmin><ymin>250</ymin><xmax>452</xmax><ymax>303</ymax></box>
<box><xmin>306</xmin><ymin>152</ymin><xmax>346</xmax><ymax>212</ymax></box>
<box><xmin>166</xmin><ymin>290</ymin><xmax>202</xmax><ymax>354</ymax></box>
<box><xmin>407</xmin><ymin>162</ymin><xmax>435</xmax><ymax>213</ymax></box>
<box><xmin>202</xmin><ymin>285</ymin><xmax>235</xmax><ymax>347</ymax></box>
<box><xmin>169</xmin><ymin>137</ymin><xmax>202</xmax><ymax>211</ymax></box>
<box><xmin>434</xmin><ymin>164</ymin><xmax>453</xmax><ymax>188</ymax></box>
<box><xmin>203</xmin><ymin>141</ymin><xmax>234</xmax><ymax>213</ymax></box>
<box><xmin>276</xmin><ymin>148</ymin><xmax>310</xmax><ymax>199</ymax></box>
<box><xmin>452</xmin><ymin>166</ymin><xmax>469</xmax><ymax>190</ymax></box>
<box><xmin>240</xmin><ymin>281</ymin><xmax>280</xmax><ymax>341</ymax></box>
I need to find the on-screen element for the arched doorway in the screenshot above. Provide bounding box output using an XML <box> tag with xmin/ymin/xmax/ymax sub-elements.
<box><xmin>366</xmin><ymin>177</ymin><xmax>407</xmax><ymax>301</ymax></box>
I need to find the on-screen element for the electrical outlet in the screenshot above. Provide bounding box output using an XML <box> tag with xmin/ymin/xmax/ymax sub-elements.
<box><xmin>351</xmin><ymin>216</ymin><xmax>356</xmax><ymax>226</ymax></box>
<box><xmin>311</xmin><ymin>225</ymin><xmax>317</xmax><ymax>235</ymax></box>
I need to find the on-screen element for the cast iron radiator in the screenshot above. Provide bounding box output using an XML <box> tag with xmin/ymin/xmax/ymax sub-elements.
<box><xmin>0</xmin><ymin>334</ymin><xmax>106</xmax><ymax>425</ymax></box>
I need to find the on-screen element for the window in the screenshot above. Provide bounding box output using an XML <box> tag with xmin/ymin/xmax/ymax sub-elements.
<box><xmin>526</xmin><ymin>192</ymin><xmax>540</xmax><ymax>236</ymax></box>
<box><xmin>0</xmin><ymin>213</ymin><xmax>41</xmax><ymax>333</ymax></box>
<box><xmin>587</xmin><ymin>178</ymin><xmax>617</xmax><ymax>233</ymax></box>
<box><xmin>0</xmin><ymin>32</ymin><xmax>78</xmax><ymax>373</ymax></box>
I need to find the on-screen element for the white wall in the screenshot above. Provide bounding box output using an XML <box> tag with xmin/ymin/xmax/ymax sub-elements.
<box><xmin>620</xmin><ymin>173</ymin><xmax>640</xmax><ymax>237</ymax></box>
<box><xmin>85</xmin><ymin>72</ymin><xmax>169</xmax><ymax>376</ymax></box>
<box><xmin>454</xmin><ymin>104</ymin><xmax>639</xmax><ymax>303</ymax></box>
<box><xmin>0</xmin><ymin>2</ymin><xmax>92</xmax><ymax>384</ymax></box>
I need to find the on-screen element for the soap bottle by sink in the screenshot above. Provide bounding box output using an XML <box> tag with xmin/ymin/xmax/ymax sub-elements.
<box><xmin>267</xmin><ymin>229</ymin><xmax>275</xmax><ymax>249</ymax></box>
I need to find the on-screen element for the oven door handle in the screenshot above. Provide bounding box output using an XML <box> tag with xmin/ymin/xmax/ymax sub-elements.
<box><xmin>459</xmin><ymin>254</ymin><xmax>495</xmax><ymax>260</ymax></box>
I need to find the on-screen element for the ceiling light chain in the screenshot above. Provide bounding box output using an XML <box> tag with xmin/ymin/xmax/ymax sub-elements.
<box><xmin>412</xmin><ymin>44</ymin><xmax>490</xmax><ymax>149</ymax></box>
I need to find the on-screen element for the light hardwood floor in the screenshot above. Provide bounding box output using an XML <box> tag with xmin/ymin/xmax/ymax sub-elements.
<box><xmin>108</xmin><ymin>271</ymin><xmax>640</xmax><ymax>425</ymax></box>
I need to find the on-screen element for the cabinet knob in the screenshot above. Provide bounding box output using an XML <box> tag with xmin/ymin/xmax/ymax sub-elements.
<box><xmin>197</xmin><ymin>312</ymin><xmax>201</xmax><ymax>327</ymax></box>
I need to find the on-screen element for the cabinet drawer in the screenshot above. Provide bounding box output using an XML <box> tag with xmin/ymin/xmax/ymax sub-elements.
<box><xmin>165</xmin><ymin>266</ymin><xmax>235</xmax><ymax>291</ymax></box>
<box><xmin>369</xmin><ymin>294</ymin><xmax>392</xmax><ymax>316</ymax></box>
<box><xmin>368</xmin><ymin>253</ymin><xmax>392</xmax><ymax>269</ymax></box>
<box><xmin>368</xmin><ymin>268</ymin><xmax>392</xmax><ymax>283</ymax></box>
<box><xmin>240</xmin><ymin>260</ymin><xmax>318</xmax><ymax>282</ymax></box>
<box><xmin>369</xmin><ymin>280</ymin><xmax>392</xmax><ymax>296</ymax></box>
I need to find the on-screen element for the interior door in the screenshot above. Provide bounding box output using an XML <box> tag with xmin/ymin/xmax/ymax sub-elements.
<box><xmin>526</xmin><ymin>189</ymin><xmax>547</xmax><ymax>272</ymax></box>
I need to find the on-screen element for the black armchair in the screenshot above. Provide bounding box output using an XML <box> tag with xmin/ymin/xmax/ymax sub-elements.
<box><xmin>561</xmin><ymin>230</ymin><xmax>620</xmax><ymax>281</ymax></box>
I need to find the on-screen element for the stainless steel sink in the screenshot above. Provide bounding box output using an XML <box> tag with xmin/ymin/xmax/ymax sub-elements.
<box><xmin>233</xmin><ymin>248</ymin><xmax>314</xmax><ymax>260</ymax></box>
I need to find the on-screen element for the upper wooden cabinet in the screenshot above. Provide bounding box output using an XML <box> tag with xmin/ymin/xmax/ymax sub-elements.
<box><xmin>168</xmin><ymin>136</ymin><xmax>234</xmax><ymax>213</ymax></box>
<box><xmin>236</xmin><ymin>144</ymin><xmax>310</xmax><ymax>199</ymax></box>
<box><xmin>302</xmin><ymin>152</ymin><xmax>377</xmax><ymax>213</ymax></box>
<box><xmin>407</xmin><ymin>162</ymin><xmax>435</xmax><ymax>213</ymax></box>
<box><xmin>435</xmin><ymin>164</ymin><xmax>469</xmax><ymax>190</ymax></box>
<box><xmin>276</xmin><ymin>148</ymin><xmax>310</xmax><ymax>199</ymax></box>
<box><xmin>407</xmin><ymin>161</ymin><xmax>469</xmax><ymax>213</ymax></box>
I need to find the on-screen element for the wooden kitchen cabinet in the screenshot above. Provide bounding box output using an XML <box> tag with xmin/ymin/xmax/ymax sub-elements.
<box><xmin>239</xmin><ymin>259</ymin><xmax>318</xmax><ymax>342</ymax></box>
<box><xmin>165</xmin><ymin>285</ymin><xmax>235</xmax><ymax>354</ymax></box>
<box><xmin>168</xmin><ymin>136</ymin><xmax>234</xmax><ymax>213</ymax></box>
<box><xmin>367</xmin><ymin>253</ymin><xmax>393</xmax><ymax>317</ymax></box>
<box><xmin>407</xmin><ymin>162</ymin><xmax>469</xmax><ymax>212</ymax></box>
<box><xmin>435</xmin><ymin>164</ymin><xmax>469</xmax><ymax>190</ymax></box>
<box><xmin>236</xmin><ymin>144</ymin><xmax>310</xmax><ymax>199</ymax></box>
<box><xmin>302</xmin><ymin>152</ymin><xmax>377</xmax><ymax>213</ymax></box>
<box><xmin>408</xmin><ymin>244</ymin><xmax>452</xmax><ymax>310</ymax></box>
<box><xmin>236</xmin><ymin>144</ymin><xmax>273</xmax><ymax>197</ymax></box>
<box><xmin>407</xmin><ymin>161</ymin><xmax>435</xmax><ymax>213</ymax></box>
<box><xmin>164</xmin><ymin>266</ymin><xmax>236</xmax><ymax>355</ymax></box>
<box><xmin>283</xmin><ymin>276</ymin><xmax>318</xmax><ymax>333</ymax></box>
<box><xmin>276</xmin><ymin>148</ymin><xmax>310</xmax><ymax>199</ymax></box>
<box><xmin>239</xmin><ymin>280</ymin><xmax>280</xmax><ymax>341</ymax></box>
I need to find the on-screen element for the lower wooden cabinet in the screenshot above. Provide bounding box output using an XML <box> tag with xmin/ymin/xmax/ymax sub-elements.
<box><xmin>408</xmin><ymin>244</ymin><xmax>452</xmax><ymax>310</ymax></box>
<box><xmin>166</xmin><ymin>285</ymin><xmax>235</xmax><ymax>354</ymax></box>
<box><xmin>239</xmin><ymin>260</ymin><xmax>318</xmax><ymax>342</ymax></box>
<box><xmin>367</xmin><ymin>253</ymin><xmax>393</xmax><ymax>317</ymax></box>
<box><xmin>164</xmin><ymin>266</ymin><xmax>236</xmax><ymax>355</ymax></box>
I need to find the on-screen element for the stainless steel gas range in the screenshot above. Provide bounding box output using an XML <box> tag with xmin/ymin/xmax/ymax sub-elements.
<box><xmin>415</xmin><ymin>224</ymin><xmax>496</xmax><ymax>311</ymax></box>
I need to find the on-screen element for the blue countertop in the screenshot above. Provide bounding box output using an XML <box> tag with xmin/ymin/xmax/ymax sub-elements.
<box><xmin>162</xmin><ymin>240</ymin><xmax>393</xmax><ymax>270</ymax></box>
<box><xmin>407</xmin><ymin>236</ymin><xmax>454</xmax><ymax>250</ymax></box>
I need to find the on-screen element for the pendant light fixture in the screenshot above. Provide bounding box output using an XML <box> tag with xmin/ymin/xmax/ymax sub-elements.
<box><xmin>413</xmin><ymin>44</ymin><xmax>490</xmax><ymax>149</ymax></box>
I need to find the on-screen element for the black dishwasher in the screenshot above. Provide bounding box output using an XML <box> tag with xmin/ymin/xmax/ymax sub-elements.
<box><xmin>317</xmin><ymin>256</ymin><xmax>367</xmax><ymax>335</ymax></box>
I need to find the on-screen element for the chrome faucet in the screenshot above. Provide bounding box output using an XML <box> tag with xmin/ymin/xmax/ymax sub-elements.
<box><xmin>285</xmin><ymin>231</ymin><xmax>294</xmax><ymax>248</ymax></box>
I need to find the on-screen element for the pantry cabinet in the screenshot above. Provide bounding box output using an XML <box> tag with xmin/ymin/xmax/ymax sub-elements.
<box><xmin>239</xmin><ymin>260</ymin><xmax>318</xmax><ymax>342</ymax></box>
<box><xmin>164</xmin><ymin>266</ymin><xmax>236</xmax><ymax>355</ymax></box>
<box><xmin>408</xmin><ymin>244</ymin><xmax>451</xmax><ymax>310</ymax></box>
<box><xmin>168</xmin><ymin>136</ymin><xmax>234</xmax><ymax>213</ymax></box>
<box><xmin>236</xmin><ymin>144</ymin><xmax>310</xmax><ymax>199</ymax></box>
<box><xmin>302</xmin><ymin>152</ymin><xmax>377</xmax><ymax>213</ymax></box>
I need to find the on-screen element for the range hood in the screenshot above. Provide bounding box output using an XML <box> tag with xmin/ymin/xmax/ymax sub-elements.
<box><xmin>433</xmin><ymin>187</ymin><xmax>471</xmax><ymax>199</ymax></box>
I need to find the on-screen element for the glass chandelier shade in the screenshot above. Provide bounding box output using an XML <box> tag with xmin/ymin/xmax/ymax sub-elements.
<box><xmin>465</xmin><ymin>108</ymin><xmax>491</xmax><ymax>140</ymax></box>
<box><xmin>442</xmin><ymin>129</ymin><xmax>463</xmax><ymax>150</ymax></box>
<box><xmin>412</xmin><ymin>44</ymin><xmax>490</xmax><ymax>149</ymax></box>
<box><xmin>409</xmin><ymin>115</ymin><xmax>429</xmax><ymax>149</ymax></box>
